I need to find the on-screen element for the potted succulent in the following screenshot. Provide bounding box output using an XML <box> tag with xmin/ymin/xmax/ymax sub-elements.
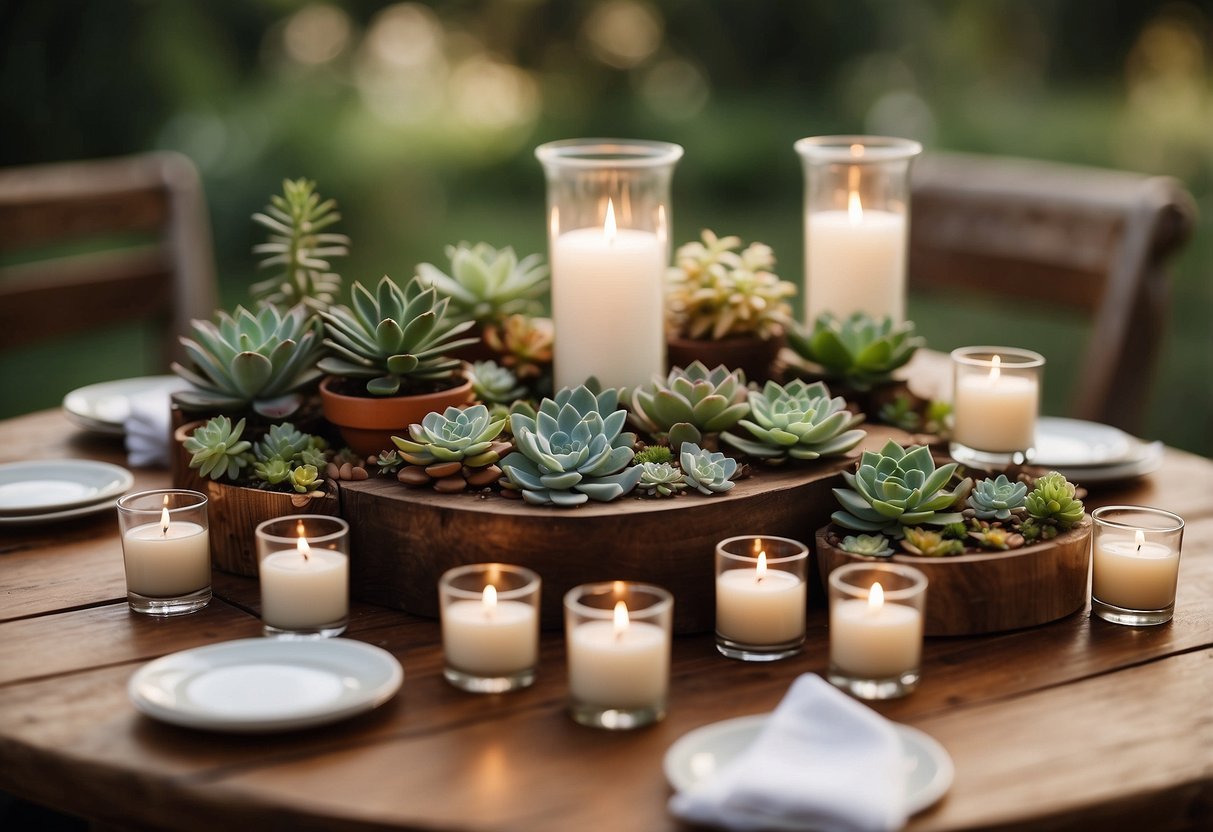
<box><xmin>720</xmin><ymin>379</ymin><xmax>867</xmax><ymax>462</ymax></box>
<box><xmin>630</xmin><ymin>361</ymin><xmax>750</xmax><ymax>451</ymax></box>
<box><xmin>317</xmin><ymin>274</ymin><xmax>479</xmax><ymax>455</ymax></box>
<box><xmin>665</xmin><ymin>230</ymin><xmax>796</xmax><ymax>382</ymax></box>
<box><xmin>815</xmin><ymin>439</ymin><xmax>1091</xmax><ymax>635</ymax></box>
<box><xmin>182</xmin><ymin>417</ymin><xmax>343</xmax><ymax>575</ymax></box>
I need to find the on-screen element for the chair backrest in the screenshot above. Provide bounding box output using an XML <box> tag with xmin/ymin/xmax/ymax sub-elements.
<box><xmin>0</xmin><ymin>152</ymin><xmax>217</xmax><ymax>369</ymax></box>
<box><xmin>909</xmin><ymin>152</ymin><xmax>1196</xmax><ymax>434</ymax></box>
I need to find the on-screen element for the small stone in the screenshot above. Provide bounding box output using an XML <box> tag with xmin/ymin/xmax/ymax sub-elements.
<box><xmin>339</xmin><ymin>462</ymin><xmax>353</xmax><ymax>480</ymax></box>
<box><xmin>464</xmin><ymin>465</ymin><xmax>501</xmax><ymax>487</ymax></box>
<box><xmin>350</xmin><ymin>466</ymin><xmax>369</xmax><ymax>481</ymax></box>
<box><xmin>425</xmin><ymin>461</ymin><xmax>463</xmax><ymax>478</ymax></box>
<box><xmin>433</xmin><ymin>475</ymin><xmax>467</xmax><ymax>494</ymax></box>
<box><xmin>397</xmin><ymin>467</ymin><xmax>431</xmax><ymax>487</ymax></box>
<box><xmin>326</xmin><ymin>462</ymin><xmax>341</xmax><ymax>480</ymax></box>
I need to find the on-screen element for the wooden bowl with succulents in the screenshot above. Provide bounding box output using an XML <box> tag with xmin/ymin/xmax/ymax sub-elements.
<box><xmin>815</xmin><ymin>440</ymin><xmax>1092</xmax><ymax>636</ymax></box>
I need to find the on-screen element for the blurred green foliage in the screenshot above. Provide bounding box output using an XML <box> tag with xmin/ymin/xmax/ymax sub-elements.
<box><xmin>1</xmin><ymin>0</ymin><xmax>1210</xmax><ymax>453</ymax></box>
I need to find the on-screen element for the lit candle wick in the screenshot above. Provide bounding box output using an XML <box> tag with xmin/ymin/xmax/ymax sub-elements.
<box><xmin>867</xmin><ymin>581</ymin><xmax>885</xmax><ymax>615</ymax></box>
<box><xmin>297</xmin><ymin>535</ymin><xmax>311</xmax><ymax>563</ymax></box>
<box><xmin>989</xmin><ymin>354</ymin><xmax>1002</xmax><ymax>382</ymax></box>
<box><xmin>482</xmin><ymin>583</ymin><xmax>498</xmax><ymax>619</ymax></box>
<box><xmin>848</xmin><ymin>190</ymin><xmax>863</xmax><ymax>224</ymax></box>
<box><xmin>1135</xmin><ymin>529</ymin><xmax>1146</xmax><ymax>553</ymax></box>
<box><xmin>613</xmin><ymin>600</ymin><xmax>629</xmax><ymax>641</ymax></box>
<box><xmin>604</xmin><ymin>198</ymin><xmax>617</xmax><ymax>246</ymax></box>
<box><xmin>159</xmin><ymin>506</ymin><xmax>171</xmax><ymax>537</ymax></box>
<box><xmin>756</xmin><ymin>551</ymin><xmax>767</xmax><ymax>584</ymax></box>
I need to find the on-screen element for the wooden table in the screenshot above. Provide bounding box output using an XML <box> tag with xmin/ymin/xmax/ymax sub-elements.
<box><xmin>2</xmin><ymin>408</ymin><xmax>1212</xmax><ymax>831</ymax></box>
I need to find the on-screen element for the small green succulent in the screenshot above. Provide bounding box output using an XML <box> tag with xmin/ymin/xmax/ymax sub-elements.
<box><xmin>721</xmin><ymin>379</ymin><xmax>866</xmax><ymax>461</ymax></box>
<box><xmin>416</xmin><ymin>242</ymin><xmax>549</xmax><ymax>326</ymax></box>
<box><xmin>184</xmin><ymin>416</ymin><xmax>253</xmax><ymax>481</ymax></box>
<box><xmin>631</xmin><ymin>361</ymin><xmax>750</xmax><ymax>448</ymax></box>
<box><xmin>634</xmin><ymin>446</ymin><xmax>674</xmax><ymax>465</ymax></box>
<box><xmin>968</xmin><ymin>524</ymin><xmax>1026</xmax><ymax>551</ymax></box>
<box><xmin>289</xmin><ymin>464</ymin><xmax>322</xmax><ymax>494</ymax></box>
<box><xmin>636</xmin><ymin>462</ymin><xmax>687</xmax><ymax>498</ymax></box>
<box><xmin>297</xmin><ymin>445</ymin><xmax>328</xmax><ymax>469</ymax></box>
<box><xmin>253</xmin><ymin>422</ymin><xmax>311</xmax><ymax>463</ymax></box>
<box><xmin>1025</xmin><ymin>472</ymin><xmax>1085</xmax><ymax>528</ymax></box>
<box><xmin>250</xmin><ymin>178</ymin><xmax>348</xmax><ymax>311</ymax></box>
<box><xmin>679</xmin><ymin>441</ymin><xmax>738</xmax><ymax>495</ymax></box>
<box><xmin>468</xmin><ymin>360</ymin><xmax>527</xmax><ymax>405</ymax></box>
<box><xmin>901</xmin><ymin>527</ymin><xmax>965</xmax><ymax>557</ymax></box>
<box><xmin>967</xmin><ymin>474</ymin><xmax>1028</xmax><ymax>521</ymax></box>
<box><xmin>840</xmin><ymin>534</ymin><xmax>894</xmax><ymax>558</ymax></box>
<box><xmin>392</xmin><ymin>404</ymin><xmax>507</xmax><ymax>468</ymax></box>
<box><xmin>878</xmin><ymin>395</ymin><xmax>921</xmax><ymax>432</ymax></box>
<box><xmin>786</xmin><ymin>312</ymin><xmax>924</xmax><ymax>391</ymax></box>
<box><xmin>253</xmin><ymin>458</ymin><xmax>292</xmax><ymax>486</ymax></box>
<box><xmin>371</xmin><ymin>450</ymin><xmax>403</xmax><ymax>474</ymax></box>
<box><xmin>319</xmin><ymin>275</ymin><xmax>479</xmax><ymax>396</ymax></box>
<box><xmin>831</xmin><ymin>440</ymin><xmax>973</xmax><ymax>538</ymax></box>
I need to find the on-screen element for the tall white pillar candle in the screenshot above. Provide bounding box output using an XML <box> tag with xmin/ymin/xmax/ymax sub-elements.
<box><xmin>805</xmin><ymin>198</ymin><xmax>906</xmax><ymax>324</ymax></box>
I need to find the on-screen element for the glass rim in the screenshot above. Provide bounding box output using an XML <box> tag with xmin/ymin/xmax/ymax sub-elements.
<box><xmin>1091</xmin><ymin>505</ymin><xmax>1185</xmax><ymax>534</ymax></box>
<box><xmin>440</xmin><ymin>562</ymin><xmax>541</xmax><ymax>602</ymax></box>
<box><xmin>828</xmin><ymin>561</ymin><xmax>928</xmax><ymax>600</ymax></box>
<box><xmin>563</xmin><ymin>581</ymin><xmax>673</xmax><ymax>619</ymax></box>
<box><xmin>254</xmin><ymin>514</ymin><xmax>349</xmax><ymax>547</ymax></box>
<box><xmin>117</xmin><ymin>488</ymin><xmax>207</xmax><ymax>515</ymax></box>
<box><xmin>717</xmin><ymin>534</ymin><xmax>808</xmax><ymax>565</ymax></box>
<box><xmin>535</xmin><ymin>138</ymin><xmax>684</xmax><ymax>169</ymax></box>
<box><xmin>795</xmin><ymin>135</ymin><xmax>923</xmax><ymax>163</ymax></box>
<box><xmin>950</xmin><ymin>345</ymin><xmax>1046</xmax><ymax>369</ymax></box>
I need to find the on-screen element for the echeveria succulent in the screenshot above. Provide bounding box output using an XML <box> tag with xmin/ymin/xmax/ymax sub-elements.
<box><xmin>1025</xmin><ymin>472</ymin><xmax>1085</xmax><ymax>528</ymax></box>
<box><xmin>786</xmin><ymin>312</ymin><xmax>924</xmax><ymax>391</ymax></box>
<box><xmin>840</xmin><ymin>534</ymin><xmax>894</xmax><ymax>558</ymax></box>
<box><xmin>416</xmin><ymin>242</ymin><xmax>549</xmax><ymax>325</ymax></box>
<box><xmin>721</xmin><ymin>379</ymin><xmax>866</xmax><ymax>461</ymax></box>
<box><xmin>468</xmin><ymin>360</ymin><xmax>526</xmax><ymax>405</ymax></box>
<box><xmin>967</xmin><ymin>474</ymin><xmax>1028</xmax><ymax>521</ymax></box>
<box><xmin>679</xmin><ymin>441</ymin><xmax>738</xmax><ymax>495</ymax></box>
<box><xmin>901</xmin><ymin>527</ymin><xmax>965</xmax><ymax>557</ymax></box>
<box><xmin>636</xmin><ymin>462</ymin><xmax>687</xmax><ymax>498</ymax></box>
<box><xmin>289</xmin><ymin>464</ymin><xmax>322</xmax><ymax>494</ymax></box>
<box><xmin>631</xmin><ymin>361</ymin><xmax>750</xmax><ymax>447</ymax></box>
<box><xmin>253</xmin><ymin>422</ymin><xmax>311</xmax><ymax>464</ymax></box>
<box><xmin>392</xmin><ymin>405</ymin><xmax>507</xmax><ymax>468</ymax></box>
<box><xmin>184</xmin><ymin>416</ymin><xmax>252</xmax><ymax>481</ymax></box>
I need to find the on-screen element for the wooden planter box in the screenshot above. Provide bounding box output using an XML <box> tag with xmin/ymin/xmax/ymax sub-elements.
<box><xmin>815</xmin><ymin>520</ymin><xmax>1093</xmax><ymax>636</ymax></box>
<box><xmin>205</xmin><ymin>481</ymin><xmax>341</xmax><ymax>576</ymax></box>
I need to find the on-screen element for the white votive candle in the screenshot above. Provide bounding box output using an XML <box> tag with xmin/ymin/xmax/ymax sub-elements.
<box><xmin>805</xmin><ymin>197</ymin><xmax>906</xmax><ymax>323</ymax></box>
<box><xmin>443</xmin><ymin>585</ymin><xmax>539</xmax><ymax>676</ymax></box>
<box><xmin>567</xmin><ymin>603</ymin><xmax>669</xmax><ymax>710</ymax></box>
<box><xmin>830</xmin><ymin>583</ymin><xmax>923</xmax><ymax>679</ymax></box>
<box><xmin>122</xmin><ymin>513</ymin><xmax>210</xmax><ymax>597</ymax></box>
<box><xmin>716</xmin><ymin>564</ymin><xmax>806</xmax><ymax>646</ymax></box>
<box><xmin>953</xmin><ymin>355</ymin><xmax>1040</xmax><ymax>453</ymax></box>
<box><xmin>260</xmin><ymin>540</ymin><xmax>349</xmax><ymax>631</ymax></box>
<box><xmin>1093</xmin><ymin>530</ymin><xmax>1180</xmax><ymax>611</ymax></box>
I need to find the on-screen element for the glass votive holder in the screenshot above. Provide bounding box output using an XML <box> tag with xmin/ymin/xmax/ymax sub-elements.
<box><xmin>1091</xmin><ymin>506</ymin><xmax>1184</xmax><ymax>626</ymax></box>
<box><xmin>715</xmin><ymin>535</ymin><xmax>808</xmax><ymax>661</ymax></box>
<box><xmin>828</xmin><ymin>562</ymin><xmax>927</xmax><ymax>700</ymax></box>
<box><xmin>795</xmin><ymin>135</ymin><xmax>922</xmax><ymax>325</ymax></box>
<box><xmin>117</xmin><ymin>489</ymin><xmax>211</xmax><ymax>616</ymax></box>
<box><xmin>564</xmin><ymin>581</ymin><xmax>673</xmax><ymax>730</ymax></box>
<box><xmin>439</xmin><ymin>563</ymin><xmax>541</xmax><ymax>693</ymax></box>
<box><xmin>950</xmin><ymin>346</ymin><xmax>1045</xmax><ymax>469</ymax></box>
<box><xmin>254</xmin><ymin>515</ymin><xmax>349</xmax><ymax>638</ymax></box>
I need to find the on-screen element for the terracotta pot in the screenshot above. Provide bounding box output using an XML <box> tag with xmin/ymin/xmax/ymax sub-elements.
<box><xmin>666</xmin><ymin>332</ymin><xmax>784</xmax><ymax>382</ymax></box>
<box><xmin>319</xmin><ymin>375</ymin><xmax>474</xmax><ymax>457</ymax></box>
<box><xmin>815</xmin><ymin>520</ymin><xmax>1092</xmax><ymax>636</ymax></box>
<box><xmin>206</xmin><ymin>481</ymin><xmax>340</xmax><ymax>576</ymax></box>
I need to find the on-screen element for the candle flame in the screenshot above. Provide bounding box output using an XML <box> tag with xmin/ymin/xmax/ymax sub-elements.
<box><xmin>756</xmin><ymin>551</ymin><xmax>767</xmax><ymax>583</ymax></box>
<box><xmin>613</xmin><ymin>600</ymin><xmax>629</xmax><ymax>639</ymax></box>
<box><xmin>483</xmin><ymin>583</ymin><xmax>498</xmax><ymax>615</ymax></box>
<box><xmin>604</xmin><ymin>198</ymin><xmax>617</xmax><ymax>243</ymax></box>
<box><xmin>850</xmin><ymin>143</ymin><xmax>865</xmax><ymax>158</ymax></box>
<box><xmin>297</xmin><ymin>534</ymin><xmax>311</xmax><ymax>562</ymax></box>
<box><xmin>1135</xmin><ymin>529</ymin><xmax>1146</xmax><ymax>552</ymax></box>
<box><xmin>989</xmin><ymin>354</ymin><xmax>1002</xmax><ymax>382</ymax></box>
<box><xmin>159</xmin><ymin>506</ymin><xmax>171</xmax><ymax>536</ymax></box>
<box><xmin>848</xmin><ymin>190</ymin><xmax>863</xmax><ymax>224</ymax></box>
<box><xmin>868</xmin><ymin>581</ymin><xmax>884</xmax><ymax>613</ymax></box>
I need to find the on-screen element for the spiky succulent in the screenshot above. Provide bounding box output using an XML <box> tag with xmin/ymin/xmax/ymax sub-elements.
<box><xmin>184</xmin><ymin>416</ymin><xmax>253</xmax><ymax>481</ymax></box>
<box><xmin>636</xmin><ymin>462</ymin><xmax>687</xmax><ymax>498</ymax></box>
<box><xmin>901</xmin><ymin>528</ymin><xmax>965</xmax><ymax>557</ymax></box>
<box><xmin>831</xmin><ymin>440</ymin><xmax>973</xmax><ymax>538</ymax></box>
<box><xmin>319</xmin><ymin>275</ymin><xmax>478</xmax><ymax>396</ymax></box>
<box><xmin>631</xmin><ymin>361</ymin><xmax>750</xmax><ymax>448</ymax></box>
<box><xmin>1025</xmin><ymin>472</ymin><xmax>1085</xmax><ymax>528</ymax></box>
<box><xmin>172</xmin><ymin>304</ymin><xmax>326</xmax><ymax>418</ymax></box>
<box><xmin>679</xmin><ymin>441</ymin><xmax>738</xmax><ymax>495</ymax></box>
<box><xmin>498</xmin><ymin>386</ymin><xmax>642</xmax><ymax>507</ymax></box>
<box><xmin>840</xmin><ymin>534</ymin><xmax>895</xmax><ymax>558</ymax></box>
<box><xmin>250</xmin><ymin>178</ymin><xmax>348</xmax><ymax>311</ymax></box>
<box><xmin>391</xmin><ymin>404</ymin><xmax>510</xmax><ymax>492</ymax></box>
<box><xmin>416</xmin><ymin>242</ymin><xmax>549</xmax><ymax>325</ymax></box>
<box><xmin>468</xmin><ymin>360</ymin><xmax>526</xmax><ymax>405</ymax></box>
<box><xmin>665</xmin><ymin>230</ymin><xmax>796</xmax><ymax>340</ymax></box>
<box><xmin>786</xmin><ymin>312</ymin><xmax>924</xmax><ymax>391</ymax></box>
<box><xmin>484</xmin><ymin>314</ymin><xmax>554</xmax><ymax>379</ymax></box>
<box><xmin>721</xmin><ymin>379</ymin><xmax>866</xmax><ymax>461</ymax></box>
<box><xmin>967</xmin><ymin>475</ymin><xmax>1028</xmax><ymax>521</ymax></box>
<box><xmin>253</xmin><ymin>422</ymin><xmax>311</xmax><ymax>464</ymax></box>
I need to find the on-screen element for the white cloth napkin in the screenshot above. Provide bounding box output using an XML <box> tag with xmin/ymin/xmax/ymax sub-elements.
<box><xmin>669</xmin><ymin>674</ymin><xmax>908</xmax><ymax>832</ymax></box>
<box><xmin>124</xmin><ymin>390</ymin><xmax>175</xmax><ymax>468</ymax></box>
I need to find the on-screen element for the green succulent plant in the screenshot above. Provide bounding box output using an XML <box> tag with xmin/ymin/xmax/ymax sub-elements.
<box><xmin>184</xmin><ymin>416</ymin><xmax>253</xmax><ymax>481</ymax></box>
<box><xmin>318</xmin><ymin>275</ymin><xmax>479</xmax><ymax>396</ymax></box>
<box><xmin>371</xmin><ymin>450</ymin><xmax>403</xmax><ymax>474</ymax></box>
<box><xmin>636</xmin><ymin>462</ymin><xmax>687</xmax><ymax>498</ymax></box>
<box><xmin>786</xmin><ymin>312</ymin><xmax>924</xmax><ymax>391</ymax></box>
<box><xmin>878</xmin><ymin>395</ymin><xmax>921</xmax><ymax>432</ymax></box>
<box><xmin>631</xmin><ymin>361</ymin><xmax>750</xmax><ymax>448</ymax></box>
<box><xmin>665</xmin><ymin>230</ymin><xmax>796</xmax><ymax>340</ymax></box>
<box><xmin>498</xmin><ymin>386</ymin><xmax>642</xmax><ymax>507</ymax></box>
<box><xmin>253</xmin><ymin>458</ymin><xmax>292</xmax><ymax>486</ymax></box>
<box><xmin>1025</xmin><ymin>472</ymin><xmax>1085</xmax><ymax>528</ymax></box>
<box><xmin>901</xmin><ymin>527</ymin><xmax>965</xmax><ymax>557</ymax></box>
<box><xmin>720</xmin><ymin>379</ymin><xmax>866</xmax><ymax>461</ymax></box>
<box><xmin>634</xmin><ymin>446</ymin><xmax>674</xmax><ymax>465</ymax></box>
<box><xmin>289</xmin><ymin>463</ymin><xmax>322</xmax><ymax>494</ymax></box>
<box><xmin>679</xmin><ymin>441</ymin><xmax>738</xmax><ymax>495</ymax></box>
<box><xmin>968</xmin><ymin>524</ymin><xmax>1026</xmax><ymax>551</ymax></box>
<box><xmin>172</xmin><ymin>303</ymin><xmax>326</xmax><ymax>418</ymax></box>
<box><xmin>831</xmin><ymin>440</ymin><xmax>973</xmax><ymax>538</ymax></box>
<box><xmin>250</xmin><ymin>178</ymin><xmax>349</xmax><ymax>311</ymax></box>
<box><xmin>468</xmin><ymin>360</ymin><xmax>527</xmax><ymax>405</ymax></box>
<box><xmin>839</xmin><ymin>534</ymin><xmax>894</xmax><ymax>558</ymax></box>
<box><xmin>392</xmin><ymin>404</ymin><xmax>510</xmax><ymax>491</ymax></box>
<box><xmin>967</xmin><ymin>474</ymin><xmax>1028</xmax><ymax>521</ymax></box>
<box><xmin>253</xmin><ymin>422</ymin><xmax>311</xmax><ymax>463</ymax></box>
<box><xmin>416</xmin><ymin>242</ymin><xmax>549</xmax><ymax>326</ymax></box>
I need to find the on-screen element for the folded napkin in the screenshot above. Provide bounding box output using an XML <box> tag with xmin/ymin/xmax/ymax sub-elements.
<box><xmin>124</xmin><ymin>389</ymin><xmax>175</xmax><ymax>469</ymax></box>
<box><xmin>669</xmin><ymin>674</ymin><xmax>907</xmax><ymax>832</ymax></box>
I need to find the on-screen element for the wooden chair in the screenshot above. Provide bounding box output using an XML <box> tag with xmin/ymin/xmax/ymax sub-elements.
<box><xmin>908</xmin><ymin>152</ymin><xmax>1197</xmax><ymax>434</ymax></box>
<box><xmin>0</xmin><ymin>151</ymin><xmax>217</xmax><ymax>369</ymax></box>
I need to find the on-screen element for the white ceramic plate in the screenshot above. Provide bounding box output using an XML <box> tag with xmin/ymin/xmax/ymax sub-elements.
<box><xmin>1055</xmin><ymin>441</ymin><xmax>1165</xmax><ymax>484</ymax></box>
<box><xmin>128</xmin><ymin>638</ymin><xmax>404</xmax><ymax>733</ymax></box>
<box><xmin>1034</xmin><ymin>417</ymin><xmax>1137</xmax><ymax>467</ymax></box>
<box><xmin>664</xmin><ymin>714</ymin><xmax>953</xmax><ymax>819</ymax></box>
<box><xmin>63</xmin><ymin>375</ymin><xmax>186</xmax><ymax>436</ymax></box>
<box><xmin>0</xmin><ymin>497</ymin><xmax>121</xmax><ymax>526</ymax></box>
<box><xmin>0</xmin><ymin>459</ymin><xmax>134</xmax><ymax>516</ymax></box>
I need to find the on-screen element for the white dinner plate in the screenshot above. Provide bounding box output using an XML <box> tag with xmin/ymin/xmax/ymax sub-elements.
<box><xmin>128</xmin><ymin>638</ymin><xmax>404</xmax><ymax>733</ymax></box>
<box><xmin>0</xmin><ymin>459</ymin><xmax>134</xmax><ymax>516</ymax></box>
<box><xmin>63</xmin><ymin>375</ymin><xmax>186</xmax><ymax>436</ymax></box>
<box><xmin>1033</xmin><ymin>417</ymin><xmax>1137</xmax><ymax>467</ymax></box>
<box><xmin>1054</xmin><ymin>441</ymin><xmax>1165</xmax><ymax>484</ymax></box>
<box><xmin>0</xmin><ymin>497</ymin><xmax>121</xmax><ymax>526</ymax></box>
<box><xmin>664</xmin><ymin>714</ymin><xmax>953</xmax><ymax>819</ymax></box>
